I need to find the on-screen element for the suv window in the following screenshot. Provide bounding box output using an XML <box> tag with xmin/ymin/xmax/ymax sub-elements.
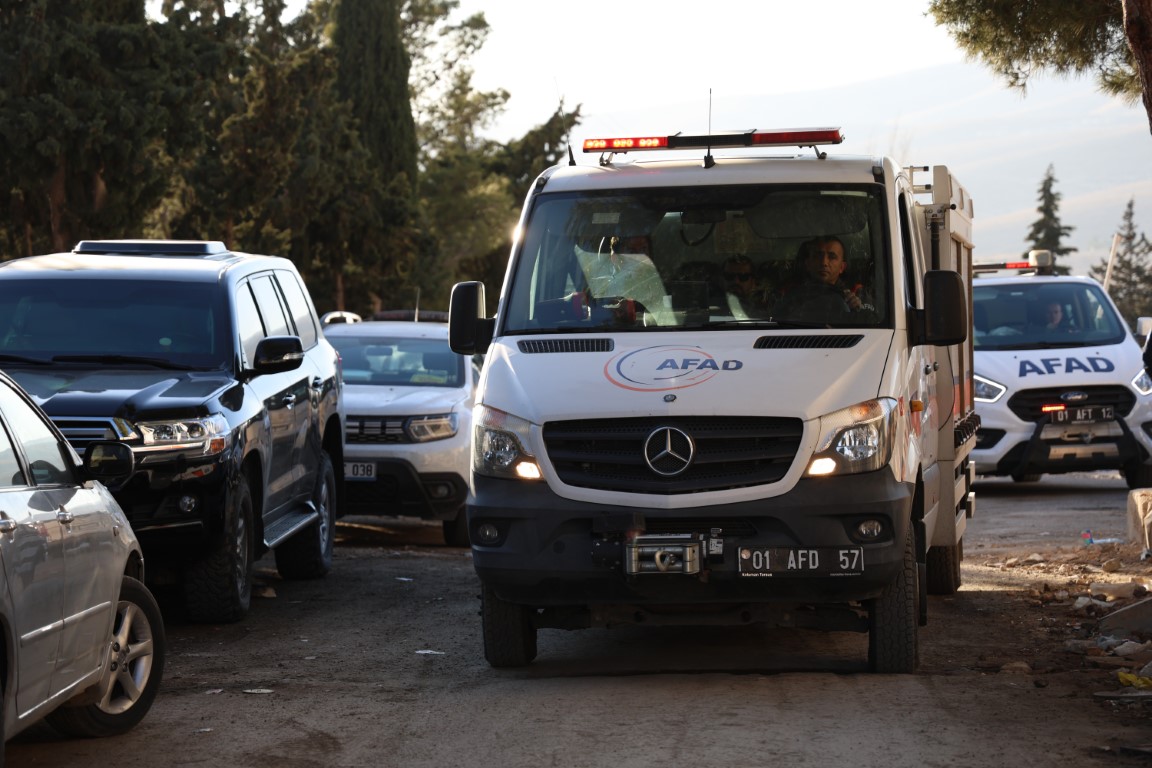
<box><xmin>249</xmin><ymin>274</ymin><xmax>292</xmax><ymax>337</ymax></box>
<box><xmin>235</xmin><ymin>282</ymin><xmax>265</xmax><ymax>369</ymax></box>
<box><xmin>277</xmin><ymin>271</ymin><xmax>319</xmax><ymax>348</ymax></box>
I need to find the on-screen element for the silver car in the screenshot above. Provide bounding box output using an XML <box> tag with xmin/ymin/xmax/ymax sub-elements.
<box><xmin>0</xmin><ymin>370</ymin><xmax>164</xmax><ymax>755</ymax></box>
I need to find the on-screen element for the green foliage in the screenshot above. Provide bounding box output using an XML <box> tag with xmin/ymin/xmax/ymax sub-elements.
<box><xmin>1024</xmin><ymin>165</ymin><xmax>1076</xmax><ymax>275</ymax></box>
<box><xmin>927</xmin><ymin>0</ymin><xmax>1138</xmax><ymax>102</ymax></box>
<box><xmin>0</xmin><ymin>0</ymin><xmax>583</xmax><ymax>320</ymax></box>
<box><xmin>0</xmin><ymin>0</ymin><xmax>225</xmax><ymax>256</ymax></box>
<box><xmin>1090</xmin><ymin>199</ymin><xmax>1152</xmax><ymax>330</ymax></box>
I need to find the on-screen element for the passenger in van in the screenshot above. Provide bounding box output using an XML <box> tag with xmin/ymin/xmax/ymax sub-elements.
<box><xmin>775</xmin><ymin>236</ymin><xmax>876</xmax><ymax>323</ymax></box>
<box><xmin>722</xmin><ymin>255</ymin><xmax>773</xmax><ymax>316</ymax></box>
<box><xmin>1042</xmin><ymin>302</ymin><xmax>1074</xmax><ymax>332</ymax></box>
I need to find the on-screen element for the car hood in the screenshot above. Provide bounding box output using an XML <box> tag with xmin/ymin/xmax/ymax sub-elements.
<box><xmin>343</xmin><ymin>383</ymin><xmax>471</xmax><ymax>415</ymax></box>
<box><xmin>5</xmin><ymin>367</ymin><xmax>236</xmax><ymax>417</ymax></box>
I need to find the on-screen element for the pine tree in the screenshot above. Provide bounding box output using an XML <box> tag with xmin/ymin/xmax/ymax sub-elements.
<box><xmin>1090</xmin><ymin>198</ymin><xmax>1152</xmax><ymax>330</ymax></box>
<box><xmin>1024</xmin><ymin>165</ymin><xmax>1076</xmax><ymax>275</ymax></box>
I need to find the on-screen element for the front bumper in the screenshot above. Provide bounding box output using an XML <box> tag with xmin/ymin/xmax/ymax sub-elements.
<box><xmin>973</xmin><ymin>411</ymin><xmax>1152</xmax><ymax>476</ymax></box>
<box><xmin>343</xmin><ymin>457</ymin><xmax>466</xmax><ymax>520</ymax></box>
<box><xmin>469</xmin><ymin>471</ymin><xmax>914</xmax><ymax>609</ymax></box>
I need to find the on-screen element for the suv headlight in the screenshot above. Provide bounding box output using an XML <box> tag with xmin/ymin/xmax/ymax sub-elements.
<box><xmin>974</xmin><ymin>374</ymin><xmax>1007</xmax><ymax>403</ymax></box>
<box><xmin>136</xmin><ymin>413</ymin><xmax>230</xmax><ymax>457</ymax></box>
<box><xmin>406</xmin><ymin>413</ymin><xmax>458</xmax><ymax>442</ymax></box>
<box><xmin>807</xmin><ymin>398</ymin><xmax>896</xmax><ymax>476</ymax></box>
<box><xmin>1133</xmin><ymin>368</ymin><xmax>1152</xmax><ymax>396</ymax></box>
<box><xmin>473</xmin><ymin>405</ymin><xmax>541</xmax><ymax>480</ymax></box>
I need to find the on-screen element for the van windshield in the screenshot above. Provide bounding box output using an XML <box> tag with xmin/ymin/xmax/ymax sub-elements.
<box><xmin>973</xmin><ymin>281</ymin><xmax>1127</xmax><ymax>350</ymax></box>
<box><xmin>502</xmin><ymin>186</ymin><xmax>890</xmax><ymax>333</ymax></box>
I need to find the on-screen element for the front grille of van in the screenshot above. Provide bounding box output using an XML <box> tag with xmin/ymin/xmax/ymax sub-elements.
<box><xmin>542</xmin><ymin>416</ymin><xmax>802</xmax><ymax>494</ymax></box>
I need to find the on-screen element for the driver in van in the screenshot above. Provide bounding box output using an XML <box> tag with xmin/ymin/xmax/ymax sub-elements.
<box><xmin>776</xmin><ymin>236</ymin><xmax>875</xmax><ymax>322</ymax></box>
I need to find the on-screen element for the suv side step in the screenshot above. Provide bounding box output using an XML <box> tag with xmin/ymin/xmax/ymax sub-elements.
<box><xmin>264</xmin><ymin>502</ymin><xmax>319</xmax><ymax>549</ymax></box>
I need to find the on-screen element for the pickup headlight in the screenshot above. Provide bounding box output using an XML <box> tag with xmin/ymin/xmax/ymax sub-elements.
<box><xmin>136</xmin><ymin>413</ymin><xmax>230</xmax><ymax>457</ymax></box>
<box><xmin>473</xmin><ymin>405</ymin><xmax>541</xmax><ymax>480</ymax></box>
<box><xmin>974</xmin><ymin>374</ymin><xmax>1007</xmax><ymax>403</ymax></box>
<box><xmin>807</xmin><ymin>398</ymin><xmax>896</xmax><ymax>476</ymax></box>
<box><xmin>1133</xmin><ymin>368</ymin><xmax>1152</xmax><ymax>396</ymax></box>
<box><xmin>406</xmin><ymin>413</ymin><xmax>458</xmax><ymax>442</ymax></box>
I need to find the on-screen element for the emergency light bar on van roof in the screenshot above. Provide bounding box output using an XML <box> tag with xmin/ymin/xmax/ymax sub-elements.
<box><xmin>582</xmin><ymin>127</ymin><xmax>844</xmax><ymax>153</ymax></box>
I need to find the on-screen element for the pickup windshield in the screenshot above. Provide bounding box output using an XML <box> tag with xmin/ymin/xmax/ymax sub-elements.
<box><xmin>502</xmin><ymin>185</ymin><xmax>890</xmax><ymax>333</ymax></box>
<box><xmin>973</xmin><ymin>281</ymin><xmax>1127</xmax><ymax>351</ymax></box>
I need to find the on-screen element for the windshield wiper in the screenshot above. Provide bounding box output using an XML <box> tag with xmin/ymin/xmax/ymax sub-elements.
<box><xmin>0</xmin><ymin>353</ymin><xmax>53</xmax><ymax>366</ymax></box>
<box><xmin>701</xmin><ymin>318</ymin><xmax>833</xmax><ymax>329</ymax></box>
<box><xmin>51</xmin><ymin>354</ymin><xmax>197</xmax><ymax>370</ymax></box>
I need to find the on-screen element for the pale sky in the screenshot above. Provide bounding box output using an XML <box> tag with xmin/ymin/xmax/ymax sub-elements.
<box><xmin>459</xmin><ymin>0</ymin><xmax>1152</xmax><ymax>275</ymax></box>
<box><xmin>463</xmin><ymin>0</ymin><xmax>966</xmax><ymax>142</ymax></box>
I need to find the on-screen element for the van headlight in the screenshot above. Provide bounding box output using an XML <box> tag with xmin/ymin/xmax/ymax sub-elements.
<box><xmin>807</xmin><ymin>399</ymin><xmax>895</xmax><ymax>476</ymax></box>
<box><xmin>1133</xmin><ymin>368</ymin><xmax>1152</xmax><ymax>396</ymax></box>
<box><xmin>136</xmin><ymin>413</ymin><xmax>230</xmax><ymax>456</ymax></box>
<box><xmin>473</xmin><ymin>405</ymin><xmax>542</xmax><ymax>480</ymax></box>
<box><xmin>974</xmin><ymin>374</ymin><xmax>1007</xmax><ymax>403</ymax></box>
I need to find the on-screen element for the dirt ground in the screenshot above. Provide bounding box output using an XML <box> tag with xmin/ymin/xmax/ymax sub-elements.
<box><xmin>10</xmin><ymin>472</ymin><xmax>1152</xmax><ymax>767</ymax></box>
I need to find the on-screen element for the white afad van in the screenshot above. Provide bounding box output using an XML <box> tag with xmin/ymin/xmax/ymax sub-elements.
<box><xmin>450</xmin><ymin>128</ymin><xmax>977</xmax><ymax>672</ymax></box>
<box><xmin>971</xmin><ymin>253</ymin><xmax>1152</xmax><ymax>487</ymax></box>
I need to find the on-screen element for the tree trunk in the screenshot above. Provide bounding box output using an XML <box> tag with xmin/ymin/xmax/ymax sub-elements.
<box><xmin>1124</xmin><ymin>0</ymin><xmax>1152</xmax><ymax>134</ymax></box>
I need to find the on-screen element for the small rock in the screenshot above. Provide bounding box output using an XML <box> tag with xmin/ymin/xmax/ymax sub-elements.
<box><xmin>1102</xmin><ymin>558</ymin><xmax>1123</xmax><ymax>573</ymax></box>
<box><xmin>1113</xmin><ymin>641</ymin><xmax>1152</xmax><ymax>657</ymax></box>
<box><xmin>1000</xmin><ymin>661</ymin><xmax>1032</xmax><ymax>674</ymax></box>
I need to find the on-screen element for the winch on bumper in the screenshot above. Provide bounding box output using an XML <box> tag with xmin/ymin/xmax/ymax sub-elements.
<box><xmin>469</xmin><ymin>470</ymin><xmax>913</xmax><ymax>628</ymax></box>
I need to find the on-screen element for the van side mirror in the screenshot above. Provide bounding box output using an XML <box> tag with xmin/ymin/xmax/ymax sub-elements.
<box><xmin>449</xmin><ymin>281</ymin><xmax>495</xmax><ymax>355</ymax></box>
<box><xmin>918</xmin><ymin>270</ymin><xmax>968</xmax><ymax>347</ymax></box>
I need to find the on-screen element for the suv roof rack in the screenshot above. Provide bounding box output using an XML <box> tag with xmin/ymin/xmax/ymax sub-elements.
<box><xmin>72</xmin><ymin>240</ymin><xmax>230</xmax><ymax>257</ymax></box>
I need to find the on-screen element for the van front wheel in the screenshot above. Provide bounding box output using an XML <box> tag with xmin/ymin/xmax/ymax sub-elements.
<box><xmin>481</xmin><ymin>584</ymin><xmax>537</xmax><ymax>668</ymax></box>
<box><xmin>868</xmin><ymin>525</ymin><xmax>919</xmax><ymax>673</ymax></box>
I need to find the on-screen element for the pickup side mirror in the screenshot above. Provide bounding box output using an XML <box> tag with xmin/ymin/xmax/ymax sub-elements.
<box><xmin>917</xmin><ymin>270</ymin><xmax>968</xmax><ymax>347</ymax></box>
<box><xmin>449</xmin><ymin>282</ymin><xmax>495</xmax><ymax>355</ymax></box>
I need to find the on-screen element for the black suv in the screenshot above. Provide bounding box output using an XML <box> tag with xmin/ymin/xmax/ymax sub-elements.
<box><xmin>0</xmin><ymin>240</ymin><xmax>345</xmax><ymax>622</ymax></box>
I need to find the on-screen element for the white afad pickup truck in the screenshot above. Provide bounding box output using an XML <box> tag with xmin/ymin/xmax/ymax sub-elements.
<box><xmin>450</xmin><ymin>128</ymin><xmax>978</xmax><ymax>672</ymax></box>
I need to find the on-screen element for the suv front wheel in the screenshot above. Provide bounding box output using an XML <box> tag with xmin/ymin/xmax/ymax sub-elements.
<box><xmin>184</xmin><ymin>476</ymin><xmax>254</xmax><ymax>623</ymax></box>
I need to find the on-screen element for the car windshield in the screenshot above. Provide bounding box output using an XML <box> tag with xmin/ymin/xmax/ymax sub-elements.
<box><xmin>973</xmin><ymin>281</ymin><xmax>1127</xmax><ymax>350</ymax></box>
<box><xmin>0</xmin><ymin>278</ymin><xmax>230</xmax><ymax>368</ymax></box>
<box><xmin>328</xmin><ymin>335</ymin><xmax>464</xmax><ymax>388</ymax></box>
<box><xmin>501</xmin><ymin>185</ymin><xmax>891</xmax><ymax>333</ymax></box>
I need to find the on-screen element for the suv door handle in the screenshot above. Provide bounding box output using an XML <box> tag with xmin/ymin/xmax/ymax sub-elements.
<box><xmin>0</xmin><ymin>516</ymin><xmax>15</xmax><ymax>533</ymax></box>
<box><xmin>56</xmin><ymin>507</ymin><xmax>74</xmax><ymax>524</ymax></box>
<box><xmin>311</xmin><ymin>376</ymin><xmax>324</xmax><ymax>390</ymax></box>
<box><xmin>282</xmin><ymin>394</ymin><xmax>297</xmax><ymax>408</ymax></box>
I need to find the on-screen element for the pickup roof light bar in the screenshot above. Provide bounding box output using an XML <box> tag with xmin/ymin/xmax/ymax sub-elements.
<box><xmin>974</xmin><ymin>250</ymin><xmax>1055</xmax><ymax>276</ymax></box>
<box><xmin>582</xmin><ymin>127</ymin><xmax>844</xmax><ymax>153</ymax></box>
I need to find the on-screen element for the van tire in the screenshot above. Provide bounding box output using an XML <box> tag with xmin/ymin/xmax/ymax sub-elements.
<box><xmin>926</xmin><ymin>539</ymin><xmax>963</xmax><ymax>595</ymax></box>
<box><xmin>1010</xmin><ymin>473</ymin><xmax>1041</xmax><ymax>483</ymax></box>
<box><xmin>185</xmin><ymin>477</ymin><xmax>253</xmax><ymax>623</ymax></box>
<box><xmin>868</xmin><ymin>525</ymin><xmax>919</xmax><ymax>673</ymax></box>
<box><xmin>1123</xmin><ymin>459</ymin><xmax>1152</xmax><ymax>489</ymax></box>
<box><xmin>275</xmin><ymin>452</ymin><xmax>336</xmax><ymax>579</ymax></box>
<box><xmin>481</xmin><ymin>584</ymin><xmax>537</xmax><ymax>668</ymax></box>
